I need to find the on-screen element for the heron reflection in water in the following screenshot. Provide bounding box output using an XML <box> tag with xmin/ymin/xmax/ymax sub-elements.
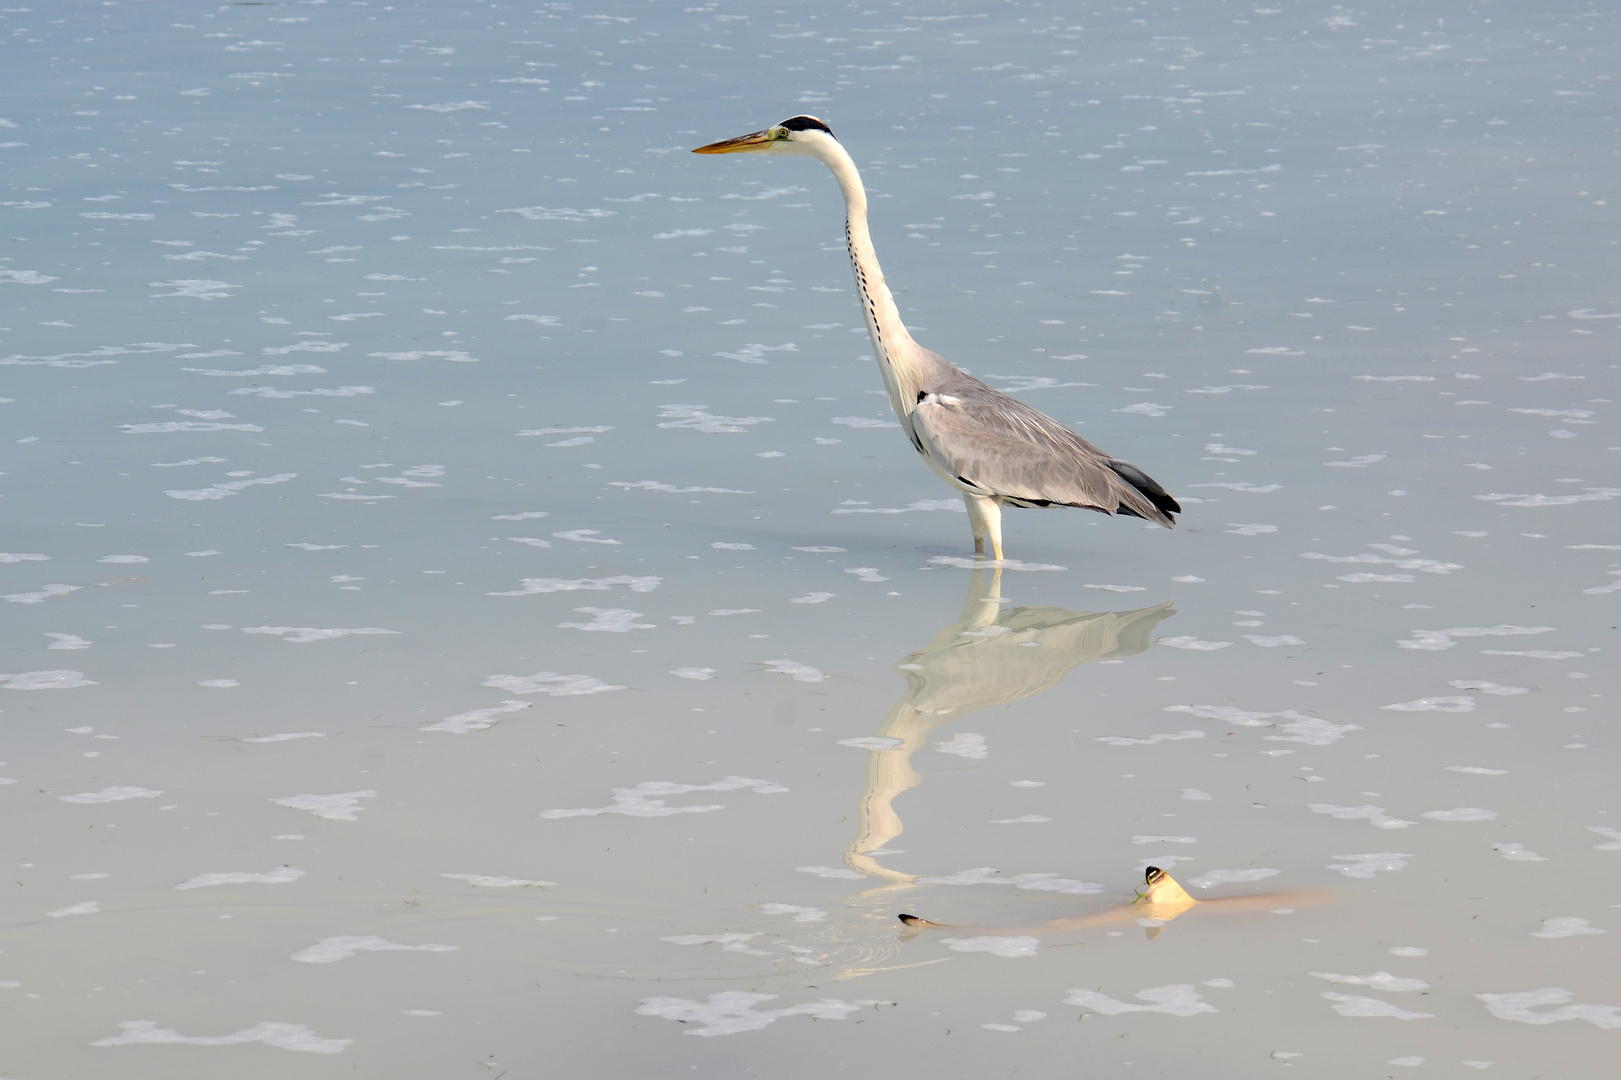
<box><xmin>845</xmin><ymin>566</ymin><xmax>1175</xmax><ymax>884</ymax></box>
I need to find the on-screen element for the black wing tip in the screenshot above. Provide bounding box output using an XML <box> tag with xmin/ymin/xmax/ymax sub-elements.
<box><xmin>1149</xmin><ymin>491</ymin><xmax>1183</xmax><ymax>517</ymax></box>
<box><xmin>1107</xmin><ymin>460</ymin><xmax>1181</xmax><ymax>521</ymax></box>
<box><xmin>898</xmin><ymin>914</ymin><xmax>925</xmax><ymax>926</ymax></box>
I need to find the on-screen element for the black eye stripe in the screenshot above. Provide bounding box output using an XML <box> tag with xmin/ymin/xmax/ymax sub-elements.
<box><xmin>779</xmin><ymin>114</ymin><xmax>834</xmax><ymax>135</ymax></box>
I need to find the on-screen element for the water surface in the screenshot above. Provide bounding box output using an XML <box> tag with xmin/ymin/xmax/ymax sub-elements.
<box><xmin>2</xmin><ymin>2</ymin><xmax>1617</xmax><ymax>1076</ymax></box>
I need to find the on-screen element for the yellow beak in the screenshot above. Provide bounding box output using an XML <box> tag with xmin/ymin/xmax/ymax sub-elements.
<box><xmin>692</xmin><ymin>129</ymin><xmax>774</xmax><ymax>154</ymax></box>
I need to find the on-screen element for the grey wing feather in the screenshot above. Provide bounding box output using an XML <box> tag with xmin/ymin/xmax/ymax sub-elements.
<box><xmin>911</xmin><ymin>368</ymin><xmax>1176</xmax><ymax>527</ymax></box>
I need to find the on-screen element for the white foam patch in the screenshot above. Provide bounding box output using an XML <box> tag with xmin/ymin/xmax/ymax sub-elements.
<box><xmin>1588</xmin><ymin>826</ymin><xmax>1621</xmax><ymax>851</ymax></box>
<box><xmin>421</xmin><ymin>700</ymin><xmax>531</xmax><ymax>733</ymax></box>
<box><xmin>1328</xmin><ymin>853</ymin><xmax>1414</xmax><ymax>878</ymax></box>
<box><xmin>91</xmin><ymin>1020</ymin><xmax>351</xmax><ymax>1054</ymax></box>
<box><xmin>609</xmin><ymin>480</ymin><xmax>754</xmax><ymax>494</ymax></box>
<box><xmin>915</xmin><ymin>868</ymin><xmax>1104</xmax><ymax>895</ymax></box>
<box><xmin>669</xmin><ymin>667</ymin><xmax>717</xmax><ymax>681</ymax></box>
<box><xmin>1397</xmin><ymin>625</ymin><xmax>1554</xmax><ymax>651</ymax></box>
<box><xmin>1321</xmin><ymin>993</ymin><xmax>1434</xmax><ymax>1019</ymax></box>
<box><xmin>829</xmin><ymin>415</ymin><xmax>899</xmax><ymax>429</ymax></box>
<box><xmin>936</xmin><ymin>733</ymin><xmax>988</xmax><ymax>759</ymax></box>
<box><xmin>790</xmin><ymin>592</ymin><xmax>835</xmax><ymax>604</ymax></box>
<box><xmin>243</xmin><ymin>626</ymin><xmax>399</xmax><ymax>644</ymax></box>
<box><xmin>1300</xmin><ymin>551</ymin><xmax>1462</xmax><ymax>575</ymax></box>
<box><xmin>1064</xmin><ymin>985</ymin><xmax>1218</xmax><ymax>1017</ymax></box>
<box><xmin>60</xmin><ymin>786</ymin><xmax>163</xmax><ymax>804</ymax></box>
<box><xmin>540</xmin><ymin>776</ymin><xmax>787</xmax><ymax>819</ymax></box>
<box><xmin>1132</xmin><ymin>834</ymin><xmax>1198</xmax><ymax>844</ymax></box>
<box><xmin>1489</xmin><ymin>843</ymin><xmax>1546</xmax><ymax>862</ymax></box>
<box><xmin>287</xmin><ymin>542</ymin><xmax>346</xmax><ymax>551</ymax></box>
<box><xmin>1479</xmin><ymin>649</ymin><xmax>1584</xmax><ymax>660</ymax></box>
<box><xmin>1180</xmin><ymin>789</ymin><xmax>1213</xmax><ymax>801</ymax></box>
<box><xmin>483</xmin><ymin>671</ymin><xmax>623</xmax><ymax>697</ymax></box>
<box><xmin>762</xmin><ymin>659</ymin><xmax>827</xmax><ymax>682</ymax></box>
<box><xmin>635</xmin><ymin>991</ymin><xmax>859</xmax><ymax>1037</ymax></box>
<box><xmin>368</xmin><ymin>349</ymin><xmax>479</xmax><ymax>363</ymax></box>
<box><xmin>516</xmin><ymin>425</ymin><xmax>612</xmax><ymax>437</ymax></box>
<box><xmin>792</xmin><ymin>546</ymin><xmax>847</xmax><ymax>553</ymax></box>
<box><xmin>1310</xmin><ymin>804</ymin><xmax>1417</xmax><ymax>829</ymax></box>
<box><xmin>1582</xmin><ymin>571</ymin><xmax>1621</xmax><ymax>595</ymax></box>
<box><xmin>657</xmin><ymin>403</ymin><xmax>774</xmax><ymax>434</ymax></box>
<box><xmin>185</xmin><ymin>364</ymin><xmax>325</xmax><ymax>377</ymax></box>
<box><xmin>291</xmin><ymin>936</ymin><xmax>457</xmax><ymax>964</ymax></box>
<box><xmin>198</xmin><ymin>679</ymin><xmax>239</xmax><ymax>688</ymax></box>
<box><xmin>489</xmin><ymin>574</ymin><xmax>660</xmax><ymax>596</ymax></box>
<box><xmin>1382</xmin><ymin>696</ymin><xmax>1475</xmax><ymax>713</ymax></box>
<box><xmin>1311</xmin><ymin>971</ymin><xmax>1429</xmax><ymax>992</ymax></box>
<box><xmin>795</xmin><ymin>865</ymin><xmax>864</xmax><ymax>880</ymax></box>
<box><xmin>1225</xmin><ymin>523</ymin><xmax>1277</xmax><ymax>536</ymax></box>
<box><xmin>1164</xmin><ymin>705</ymin><xmax>1360</xmax><ymax>746</ymax></box>
<box><xmin>4</xmin><ymin>585</ymin><xmax>82</xmax><ymax>606</ymax></box>
<box><xmin>0</xmin><ymin>553</ymin><xmax>50</xmax><ymax>563</ymax></box>
<box><xmin>760</xmin><ymin>903</ymin><xmax>825</xmax><ymax>923</ymax></box>
<box><xmin>441</xmin><ymin>873</ymin><xmax>555</xmax><ymax>888</ymax></box>
<box><xmin>845</xmin><ymin>567</ymin><xmax>889</xmax><ymax>582</ymax></box>
<box><xmin>270</xmin><ymin>791</ymin><xmax>375</xmax><ymax>821</ymax></box>
<box><xmin>1420</xmin><ymin>807</ymin><xmax>1497</xmax><ymax>822</ymax></box>
<box><xmin>1186</xmin><ymin>868</ymin><xmax>1280</xmax><ymax>889</ymax></box>
<box><xmin>1157</xmin><ymin>636</ymin><xmax>1232</xmax><ymax>651</ymax></box>
<box><xmin>558</xmin><ymin>607</ymin><xmax>653</xmax><ymax>632</ymax></box>
<box><xmin>1531</xmin><ymin>917</ymin><xmax>1604</xmax><ymax>939</ymax></box>
<box><xmin>1097</xmin><ymin>730</ymin><xmax>1204</xmax><ymax>746</ymax></box>
<box><xmin>121</xmin><ymin>420</ymin><xmax>263</xmax><ymax>434</ymax></box>
<box><xmin>941</xmin><ymin>936</ymin><xmax>1040</xmax><ymax>958</ymax></box>
<box><xmin>1476</xmin><ymin>988</ymin><xmax>1621</xmax><ymax>1028</ymax></box>
<box><xmin>47</xmin><ymin>901</ymin><xmax>101</xmax><ymax>918</ymax></box>
<box><xmin>2</xmin><ymin>668</ymin><xmax>97</xmax><ymax>692</ymax></box>
<box><xmin>1244</xmin><ymin>634</ymin><xmax>1306</xmax><ymax>647</ymax></box>
<box><xmin>1323</xmin><ymin>454</ymin><xmax>1385</xmax><ymax>467</ymax></box>
<box><xmin>241</xmin><ymin>732</ymin><xmax>326</xmax><ymax>743</ymax></box>
<box><xmin>174</xmin><ymin>867</ymin><xmax>304</xmax><ymax>890</ymax></box>
<box><xmin>230</xmin><ymin>386</ymin><xmax>373</xmax><ymax>400</ymax></box>
<box><xmin>711</xmin><ymin>541</ymin><xmax>755</xmax><ymax>550</ymax></box>
<box><xmin>832</xmin><ymin>499</ymin><xmax>965</xmax><ymax>515</ymax></box>
<box><xmin>661</xmin><ymin>932</ymin><xmax>771</xmax><ymax>955</ymax></box>
<box><xmin>1449</xmin><ymin>680</ymin><xmax>1529</xmax><ymax>696</ymax></box>
<box><xmin>838</xmin><ymin>736</ymin><xmax>904</xmax><ymax>750</ymax></box>
<box><xmin>1476</xmin><ymin>487</ymin><xmax>1621</xmax><ymax>508</ymax></box>
<box><xmin>927</xmin><ymin>556</ymin><xmax>1066</xmax><ymax>571</ymax></box>
<box><xmin>1186</xmin><ymin>481</ymin><xmax>1278</xmax><ymax>491</ymax></box>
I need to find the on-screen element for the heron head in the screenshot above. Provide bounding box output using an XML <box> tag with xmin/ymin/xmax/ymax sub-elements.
<box><xmin>692</xmin><ymin>115</ymin><xmax>837</xmax><ymax>157</ymax></box>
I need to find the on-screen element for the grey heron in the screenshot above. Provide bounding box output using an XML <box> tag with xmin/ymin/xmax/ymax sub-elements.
<box><xmin>694</xmin><ymin>116</ymin><xmax>1181</xmax><ymax>562</ymax></box>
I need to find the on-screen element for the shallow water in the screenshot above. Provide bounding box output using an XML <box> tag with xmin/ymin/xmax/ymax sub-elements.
<box><xmin>2</xmin><ymin>1</ymin><xmax>1617</xmax><ymax>1076</ymax></box>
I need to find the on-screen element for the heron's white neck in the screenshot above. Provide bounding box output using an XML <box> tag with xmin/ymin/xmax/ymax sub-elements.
<box><xmin>812</xmin><ymin>141</ymin><xmax>922</xmax><ymax>415</ymax></box>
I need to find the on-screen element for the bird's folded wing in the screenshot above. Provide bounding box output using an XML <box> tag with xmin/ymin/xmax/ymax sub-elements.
<box><xmin>911</xmin><ymin>382</ymin><xmax>1168</xmax><ymax>522</ymax></box>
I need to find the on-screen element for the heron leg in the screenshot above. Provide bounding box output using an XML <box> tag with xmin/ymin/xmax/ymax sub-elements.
<box><xmin>983</xmin><ymin>496</ymin><xmax>1004</xmax><ymax>563</ymax></box>
<box><xmin>965</xmin><ymin>494</ymin><xmax>1003</xmax><ymax>562</ymax></box>
<box><xmin>964</xmin><ymin>493</ymin><xmax>987</xmax><ymax>555</ymax></box>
